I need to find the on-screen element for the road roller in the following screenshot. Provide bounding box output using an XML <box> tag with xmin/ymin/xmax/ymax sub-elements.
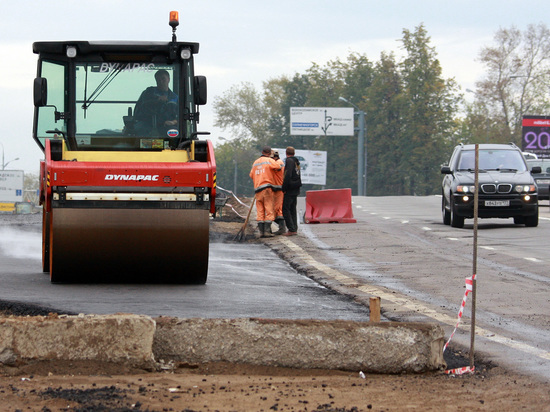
<box><xmin>32</xmin><ymin>12</ymin><xmax>216</xmax><ymax>284</ymax></box>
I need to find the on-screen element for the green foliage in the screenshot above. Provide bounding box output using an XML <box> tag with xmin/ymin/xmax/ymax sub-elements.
<box><xmin>470</xmin><ymin>23</ymin><xmax>550</xmax><ymax>145</ymax></box>
<box><xmin>213</xmin><ymin>24</ymin><xmax>546</xmax><ymax>196</ymax></box>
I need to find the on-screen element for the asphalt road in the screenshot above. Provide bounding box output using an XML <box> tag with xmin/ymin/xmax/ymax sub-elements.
<box><xmin>286</xmin><ymin>195</ymin><xmax>550</xmax><ymax>382</ymax></box>
<box><xmin>0</xmin><ymin>214</ymin><xmax>370</xmax><ymax>321</ymax></box>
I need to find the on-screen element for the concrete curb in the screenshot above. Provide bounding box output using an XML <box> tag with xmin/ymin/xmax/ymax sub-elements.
<box><xmin>0</xmin><ymin>314</ymin><xmax>156</xmax><ymax>368</ymax></box>
<box><xmin>0</xmin><ymin>315</ymin><xmax>446</xmax><ymax>373</ymax></box>
<box><xmin>153</xmin><ymin>318</ymin><xmax>446</xmax><ymax>373</ymax></box>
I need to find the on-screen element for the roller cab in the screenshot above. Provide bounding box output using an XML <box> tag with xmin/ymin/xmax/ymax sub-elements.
<box><xmin>33</xmin><ymin>13</ymin><xmax>216</xmax><ymax>283</ymax></box>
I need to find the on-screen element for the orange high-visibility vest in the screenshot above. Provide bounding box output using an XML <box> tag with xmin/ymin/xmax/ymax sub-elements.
<box><xmin>273</xmin><ymin>158</ymin><xmax>284</xmax><ymax>189</ymax></box>
<box><xmin>250</xmin><ymin>155</ymin><xmax>282</xmax><ymax>192</ymax></box>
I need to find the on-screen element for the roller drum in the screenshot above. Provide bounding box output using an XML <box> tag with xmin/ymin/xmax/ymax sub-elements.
<box><xmin>49</xmin><ymin>207</ymin><xmax>209</xmax><ymax>284</ymax></box>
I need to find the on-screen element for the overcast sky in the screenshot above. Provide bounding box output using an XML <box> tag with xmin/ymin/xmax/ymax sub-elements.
<box><xmin>0</xmin><ymin>0</ymin><xmax>547</xmax><ymax>174</ymax></box>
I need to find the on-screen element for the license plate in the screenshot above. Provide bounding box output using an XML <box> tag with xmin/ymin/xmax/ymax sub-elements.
<box><xmin>537</xmin><ymin>179</ymin><xmax>550</xmax><ymax>184</ymax></box>
<box><xmin>485</xmin><ymin>200</ymin><xmax>510</xmax><ymax>207</ymax></box>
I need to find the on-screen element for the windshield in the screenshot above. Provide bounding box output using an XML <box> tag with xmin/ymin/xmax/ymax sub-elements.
<box><xmin>527</xmin><ymin>160</ymin><xmax>550</xmax><ymax>173</ymax></box>
<box><xmin>36</xmin><ymin>62</ymin><xmax>184</xmax><ymax>151</ymax></box>
<box><xmin>75</xmin><ymin>63</ymin><xmax>180</xmax><ymax>150</ymax></box>
<box><xmin>457</xmin><ymin>149</ymin><xmax>527</xmax><ymax>172</ymax></box>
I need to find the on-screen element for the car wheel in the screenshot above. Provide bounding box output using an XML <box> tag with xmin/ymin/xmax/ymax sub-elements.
<box><xmin>442</xmin><ymin>194</ymin><xmax>451</xmax><ymax>225</ymax></box>
<box><xmin>524</xmin><ymin>213</ymin><xmax>538</xmax><ymax>227</ymax></box>
<box><xmin>450</xmin><ymin>196</ymin><xmax>465</xmax><ymax>228</ymax></box>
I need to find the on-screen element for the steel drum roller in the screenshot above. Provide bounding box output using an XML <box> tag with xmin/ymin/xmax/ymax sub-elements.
<box><xmin>49</xmin><ymin>208</ymin><xmax>209</xmax><ymax>283</ymax></box>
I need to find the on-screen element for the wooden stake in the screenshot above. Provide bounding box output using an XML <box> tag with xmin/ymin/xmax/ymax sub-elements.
<box><xmin>369</xmin><ymin>297</ymin><xmax>381</xmax><ymax>322</ymax></box>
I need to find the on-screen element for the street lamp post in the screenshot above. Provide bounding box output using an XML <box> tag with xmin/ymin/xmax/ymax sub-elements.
<box><xmin>0</xmin><ymin>142</ymin><xmax>20</xmax><ymax>170</ymax></box>
<box><xmin>339</xmin><ymin>97</ymin><xmax>366</xmax><ymax>196</ymax></box>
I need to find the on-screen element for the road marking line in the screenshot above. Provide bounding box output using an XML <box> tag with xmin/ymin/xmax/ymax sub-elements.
<box><xmin>480</xmin><ymin>246</ymin><xmax>496</xmax><ymax>250</ymax></box>
<box><xmin>448</xmin><ymin>237</ymin><xmax>459</xmax><ymax>241</ymax></box>
<box><xmin>278</xmin><ymin>236</ymin><xmax>550</xmax><ymax>361</ymax></box>
<box><xmin>401</xmin><ymin>220</ymin><xmax>409</xmax><ymax>224</ymax></box>
<box><xmin>422</xmin><ymin>227</ymin><xmax>432</xmax><ymax>231</ymax></box>
<box><xmin>525</xmin><ymin>257</ymin><xmax>543</xmax><ymax>263</ymax></box>
<box><xmin>383</xmin><ymin>217</ymin><xmax>391</xmax><ymax>220</ymax></box>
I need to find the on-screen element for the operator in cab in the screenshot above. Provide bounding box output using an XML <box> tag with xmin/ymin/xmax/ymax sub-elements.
<box><xmin>134</xmin><ymin>69</ymin><xmax>178</xmax><ymax>137</ymax></box>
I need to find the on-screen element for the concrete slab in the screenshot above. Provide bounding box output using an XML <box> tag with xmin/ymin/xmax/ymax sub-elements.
<box><xmin>0</xmin><ymin>314</ymin><xmax>156</xmax><ymax>368</ymax></box>
<box><xmin>0</xmin><ymin>315</ymin><xmax>446</xmax><ymax>373</ymax></box>
<box><xmin>153</xmin><ymin>318</ymin><xmax>446</xmax><ymax>373</ymax></box>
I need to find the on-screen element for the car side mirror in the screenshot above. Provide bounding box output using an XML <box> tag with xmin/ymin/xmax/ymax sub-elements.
<box><xmin>531</xmin><ymin>166</ymin><xmax>542</xmax><ymax>174</ymax></box>
<box><xmin>441</xmin><ymin>166</ymin><xmax>452</xmax><ymax>174</ymax></box>
<box><xmin>34</xmin><ymin>77</ymin><xmax>48</xmax><ymax>107</ymax></box>
<box><xmin>194</xmin><ymin>75</ymin><xmax>207</xmax><ymax>105</ymax></box>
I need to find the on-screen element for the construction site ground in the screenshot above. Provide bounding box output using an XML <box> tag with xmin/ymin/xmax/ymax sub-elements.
<box><xmin>1</xmin><ymin>210</ymin><xmax>549</xmax><ymax>411</ymax></box>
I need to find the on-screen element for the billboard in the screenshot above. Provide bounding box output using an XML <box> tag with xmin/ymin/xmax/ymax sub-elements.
<box><xmin>522</xmin><ymin>115</ymin><xmax>550</xmax><ymax>159</ymax></box>
<box><xmin>274</xmin><ymin>149</ymin><xmax>327</xmax><ymax>186</ymax></box>
<box><xmin>290</xmin><ymin>107</ymin><xmax>354</xmax><ymax>136</ymax></box>
<box><xmin>0</xmin><ymin>170</ymin><xmax>24</xmax><ymax>202</ymax></box>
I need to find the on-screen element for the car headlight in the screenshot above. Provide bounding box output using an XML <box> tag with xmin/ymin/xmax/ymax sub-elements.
<box><xmin>514</xmin><ymin>185</ymin><xmax>536</xmax><ymax>193</ymax></box>
<box><xmin>456</xmin><ymin>185</ymin><xmax>476</xmax><ymax>193</ymax></box>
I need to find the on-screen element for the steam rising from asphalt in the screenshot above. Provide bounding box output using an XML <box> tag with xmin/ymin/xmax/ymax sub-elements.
<box><xmin>0</xmin><ymin>228</ymin><xmax>42</xmax><ymax>260</ymax></box>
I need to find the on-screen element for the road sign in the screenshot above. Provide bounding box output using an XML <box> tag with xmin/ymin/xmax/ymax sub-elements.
<box><xmin>0</xmin><ymin>170</ymin><xmax>24</xmax><ymax>203</ymax></box>
<box><xmin>290</xmin><ymin>107</ymin><xmax>354</xmax><ymax>136</ymax></box>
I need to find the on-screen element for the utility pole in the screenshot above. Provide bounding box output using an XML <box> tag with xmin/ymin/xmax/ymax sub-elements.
<box><xmin>339</xmin><ymin>97</ymin><xmax>366</xmax><ymax>196</ymax></box>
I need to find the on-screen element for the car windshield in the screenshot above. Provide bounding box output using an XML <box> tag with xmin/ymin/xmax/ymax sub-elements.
<box><xmin>457</xmin><ymin>149</ymin><xmax>527</xmax><ymax>172</ymax></box>
<box><xmin>527</xmin><ymin>160</ymin><xmax>550</xmax><ymax>173</ymax></box>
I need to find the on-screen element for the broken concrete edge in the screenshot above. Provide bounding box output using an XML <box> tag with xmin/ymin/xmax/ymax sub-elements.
<box><xmin>0</xmin><ymin>314</ymin><xmax>446</xmax><ymax>374</ymax></box>
<box><xmin>0</xmin><ymin>313</ymin><xmax>157</xmax><ymax>370</ymax></box>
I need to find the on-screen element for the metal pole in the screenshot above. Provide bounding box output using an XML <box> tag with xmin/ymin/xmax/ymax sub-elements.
<box><xmin>233</xmin><ymin>159</ymin><xmax>238</xmax><ymax>195</ymax></box>
<box><xmin>357</xmin><ymin>110</ymin><xmax>365</xmax><ymax>196</ymax></box>
<box><xmin>470</xmin><ymin>144</ymin><xmax>479</xmax><ymax>368</ymax></box>
<box><xmin>339</xmin><ymin>97</ymin><xmax>366</xmax><ymax>197</ymax></box>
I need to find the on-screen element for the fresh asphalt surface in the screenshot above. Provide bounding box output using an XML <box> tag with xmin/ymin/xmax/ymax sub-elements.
<box><xmin>0</xmin><ymin>215</ymin><xmax>370</xmax><ymax>321</ymax></box>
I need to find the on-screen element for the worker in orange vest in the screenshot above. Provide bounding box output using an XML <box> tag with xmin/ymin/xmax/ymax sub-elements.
<box><xmin>271</xmin><ymin>149</ymin><xmax>286</xmax><ymax>235</ymax></box>
<box><xmin>249</xmin><ymin>146</ymin><xmax>283</xmax><ymax>237</ymax></box>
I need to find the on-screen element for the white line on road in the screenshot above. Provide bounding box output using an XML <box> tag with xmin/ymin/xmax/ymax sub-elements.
<box><xmin>525</xmin><ymin>257</ymin><xmax>543</xmax><ymax>263</ymax></box>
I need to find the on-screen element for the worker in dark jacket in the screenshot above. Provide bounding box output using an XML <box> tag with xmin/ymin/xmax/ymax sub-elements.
<box><xmin>282</xmin><ymin>146</ymin><xmax>302</xmax><ymax>236</ymax></box>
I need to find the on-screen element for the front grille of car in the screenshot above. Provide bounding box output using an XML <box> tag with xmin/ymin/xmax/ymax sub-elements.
<box><xmin>481</xmin><ymin>184</ymin><xmax>496</xmax><ymax>193</ymax></box>
<box><xmin>481</xmin><ymin>183</ymin><xmax>512</xmax><ymax>194</ymax></box>
<box><xmin>497</xmin><ymin>184</ymin><xmax>512</xmax><ymax>193</ymax></box>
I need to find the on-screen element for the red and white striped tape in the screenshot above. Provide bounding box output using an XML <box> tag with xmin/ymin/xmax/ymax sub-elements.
<box><xmin>443</xmin><ymin>274</ymin><xmax>476</xmax><ymax>353</ymax></box>
<box><xmin>445</xmin><ymin>365</ymin><xmax>475</xmax><ymax>375</ymax></box>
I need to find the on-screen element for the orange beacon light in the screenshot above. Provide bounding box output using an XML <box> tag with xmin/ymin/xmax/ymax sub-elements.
<box><xmin>169</xmin><ymin>11</ymin><xmax>179</xmax><ymax>28</ymax></box>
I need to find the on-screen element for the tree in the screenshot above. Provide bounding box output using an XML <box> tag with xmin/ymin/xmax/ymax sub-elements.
<box><xmin>366</xmin><ymin>52</ymin><xmax>406</xmax><ymax>195</ymax></box>
<box><xmin>23</xmin><ymin>173</ymin><xmax>40</xmax><ymax>204</ymax></box>
<box><xmin>213</xmin><ymin>28</ymin><xmax>462</xmax><ymax>196</ymax></box>
<box><xmin>473</xmin><ymin>23</ymin><xmax>550</xmax><ymax>144</ymax></box>
<box><xmin>399</xmin><ymin>24</ymin><xmax>460</xmax><ymax>195</ymax></box>
<box><xmin>213</xmin><ymin>82</ymin><xmax>270</xmax><ymax>143</ymax></box>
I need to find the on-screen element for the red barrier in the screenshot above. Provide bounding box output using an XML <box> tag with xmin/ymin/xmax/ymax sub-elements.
<box><xmin>304</xmin><ymin>189</ymin><xmax>357</xmax><ymax>224</ymax></box>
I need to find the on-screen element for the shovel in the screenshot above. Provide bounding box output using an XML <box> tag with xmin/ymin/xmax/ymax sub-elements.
<box><xmin>234</xmin><ymin>196</ymin><xmax>256</xmax><ymax>241</ymax></box>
